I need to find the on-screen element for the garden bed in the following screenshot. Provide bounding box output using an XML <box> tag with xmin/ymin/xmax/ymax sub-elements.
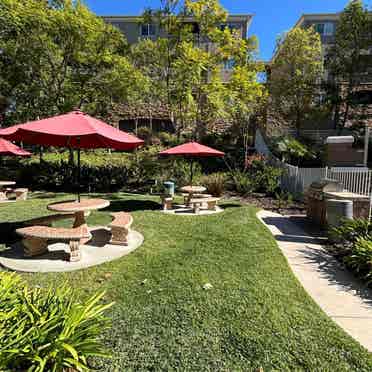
<box><xmin>227</xmin><ymin>192</ymin><xmax>306</xmax><ymax>215</ymax></box>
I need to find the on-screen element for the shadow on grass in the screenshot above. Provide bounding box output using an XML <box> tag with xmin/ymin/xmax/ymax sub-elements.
<box><xmin>0</xmin><ymin>222</ymin><xmax>25</xmax><ymax>246</ymax></box>
<box><xmin>104</xmin><ymin>199</ymin><xmax>161</xmax><ymax>213</ymax></box>
<box><xmin>220</xmin><ymin>203</ymin><xmax>242</xmax><ymax>210</ymax></box>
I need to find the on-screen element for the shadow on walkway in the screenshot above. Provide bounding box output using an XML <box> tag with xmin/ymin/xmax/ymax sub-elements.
<box><xmin>261</xmin><ymin>213</ymin><xmax>372</xmax><ymax>307</ymax></box>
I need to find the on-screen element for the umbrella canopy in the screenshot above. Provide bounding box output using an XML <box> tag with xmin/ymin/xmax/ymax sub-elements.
<box><xmin>159</xmin><ymin>142</ymin><xmax>224</xmax><ymax>185</ymax></box>
<box><xmin>0</xmin><ymin>138</ymin><xmax>31</xmax><ymax>156</ymax></box>
<box><xmin>159</xmin><ymin>142</ymin><xmax>225</xmax><ymax>157</ymax></box>
<box><xmin>0</xmin><ymin>111</ymin><xmax>144</xmax><ymax>150</ymax></box>
<box><xmin>0</xmin><ymin>111</ymin><xmax>143</xmax><ymax>201</ymax></box>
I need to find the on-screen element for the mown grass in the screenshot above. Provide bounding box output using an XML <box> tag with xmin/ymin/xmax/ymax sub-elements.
<box><xmin>1</xmin><ymin>193</ymin><xmax>372</xmax><ymax>370</ymax></box>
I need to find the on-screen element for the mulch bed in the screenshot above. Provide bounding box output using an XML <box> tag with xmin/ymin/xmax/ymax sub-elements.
<box><xmin>225</xmin><ymin>192</ymin><xmax>306</xmax><ymax>216</ymax></box>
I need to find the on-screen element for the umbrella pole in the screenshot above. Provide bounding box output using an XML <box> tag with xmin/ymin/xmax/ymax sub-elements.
<box><xmin>190</xmin><ymin>159</ymin><xmax>193</xmax><ymax>185</ymax></box>
<box><xmin>76</xmin><ymin>137</ymin><xmax>81</xmax><ymax>202</ymax></box>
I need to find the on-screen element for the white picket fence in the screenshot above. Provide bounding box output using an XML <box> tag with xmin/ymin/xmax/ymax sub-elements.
<box><xmin>255</xmin><ymin>129</ymin><xmax>372</xmax><ymax>196</ymax></box>
<box><xmin>274</xmin><ymin>161</ymin><xmax>372</xmax><ymax>196</ymax></box>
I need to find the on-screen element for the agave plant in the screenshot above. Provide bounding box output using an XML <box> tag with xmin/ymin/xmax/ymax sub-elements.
<box><xmin>0</xmin><ymin>272</ymin><xmax>114</xmax><ymax>372</ymax></box>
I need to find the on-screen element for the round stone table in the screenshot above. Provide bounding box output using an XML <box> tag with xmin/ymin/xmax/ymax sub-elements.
<box><xmin>48</xmin><ymin>198</ymin><xmax>110</xmax><ymax>243</ymax></box>
<box><xmin>180</xmin><ymin>185</ymin><xmax>207</xmax><ymax>206</ymax></box>
<box><xmin>0</xmin><ymin>181</ymin><xmax>16</xmax><ymax>201</ymax></box>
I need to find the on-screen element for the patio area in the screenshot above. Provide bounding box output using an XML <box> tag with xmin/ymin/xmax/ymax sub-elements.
<box><xmin>1</xmin><ymin>192</ymin><xmax>371</xmax><ymax>370</ymax></box>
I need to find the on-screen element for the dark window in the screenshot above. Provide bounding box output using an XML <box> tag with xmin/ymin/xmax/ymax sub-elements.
<box><xmin>141</xmin><ymin>24</ymin><xmax>156</xmax><ymax>37</ymax></box>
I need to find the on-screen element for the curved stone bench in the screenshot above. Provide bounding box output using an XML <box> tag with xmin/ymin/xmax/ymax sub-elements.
<box><xmin>109</xmin><ymin>212</ymin><xmax>133</xmax><ymax>246</ymax></box>
<box><xmin>14</xmin><ymin>188</ymin><xmax>28</xmax><ymax>201</ymax></box>
<box><xmin>16</xmin><ymin>226</ymin><xmax>91</xmax><ymax>262</ymax></box>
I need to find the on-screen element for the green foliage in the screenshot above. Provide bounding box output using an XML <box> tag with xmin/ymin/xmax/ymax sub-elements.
<box><xmin>326</xmin><ymin>0</ymin><xmax>372</xmax><ymax>129</ymax></box>
<box><xmin>5</xmin><ymin>149</ymin><xmax>204</xmax><ymax>192</ymax></box>
<box><xmin>0</xmin><ymin>0</ymin><xmax>148</xmax><ymax>124</ymax></box>
<box><xmin>132</xmin><ymin>0</ymin><xmax>265</xmax><ymax>140</ymax></box>
<box><xmin>0</xmin><ymin>272</ymin><xmax>113</xmax><ymax>371</ymax></box>
<box><xmin>230</xmin><ymin>157</ymin><xmax>282</xmax><ymax>196</ymax></box>
<box><xmin>269</xmin><ymin>26</ymin><xmax>323</xmax><ymax>132</ymax></box>
<box><xmin>231</xmin><ymin>170</ymin><xmax>255</xmax><ymax>196</ymax></box>
<box><xmin>331</xmin><ymin>218</ymin><xmax>372</xmax><ymax>244</ymax></box>
<box><xmin>344</xmin><ymin>238</ymin><xmax>372</xmax><ymax>284</ymax></box>
<box><xmin>200</xmin><ymin>172</ymin><xmax>227</xmax><ymax>196</ymax></box>
<box><xmin>272</xmin><ymin>136</ymin><xmax>315</xmax><ymax>164</ymax></box>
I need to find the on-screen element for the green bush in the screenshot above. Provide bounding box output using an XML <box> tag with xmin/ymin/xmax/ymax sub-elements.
<box><xmin>331</xmin><ymin>218</ymin><xmax>372</xmax><ymax>244</ymax></box>
<box><xmin>201</xmin><ymin>173</ymin><xmax>227</xmax><ymax>196</ymax></box>
<box><xmin>344</xmin><ymin>238</ymin><xmax>372</xmax><ymax>284</ymax></box>
<box><xmin>0</xmin><ymin>272</ymin><xmax>113</xmax><ymax>371</ymax></box>
<box><xmin>230</xmin><ymin>157</ymin><xmax>282</xmax><ymax>197</ymax></box>
<box><xmin>231</xmin><ymin>171</ymin><xmax>256</xmax><ymax>196</ymax></box>
<box><xmin>2</xmin><ymin>148</ymin><xmax>205</xmax><ymax>193</ymax></box>
<box><xmin>249</xmin><ymin>159</ymin><xmax>282</xmax><ymax>195</ymax></box>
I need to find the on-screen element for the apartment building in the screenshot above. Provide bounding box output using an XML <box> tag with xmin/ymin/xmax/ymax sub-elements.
<box><xmin>102</xmin><ymin>14</ymin><xmax>252</xmax><ymax>79</ymax></box>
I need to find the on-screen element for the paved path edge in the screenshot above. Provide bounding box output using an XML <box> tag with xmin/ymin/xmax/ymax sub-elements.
<box><xmin>257</xmin><ymin>210</ymin><xmax>372</xmax><ymax>352</ymax></box>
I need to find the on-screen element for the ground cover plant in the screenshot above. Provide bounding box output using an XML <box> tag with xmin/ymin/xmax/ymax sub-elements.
<box><xmin>0</xmin><ymin>193</ymin><xmax>372</xmax><ymax>370</ymax></box>
<box><xmin>0</xmin><ymin>272</ymin><xmax>113</xmax><ymax>371</ymax></box>
<box><xmin>328</xmin><ymin>218</ymin><xmax>372</xmax><ymax>286</ymax></box>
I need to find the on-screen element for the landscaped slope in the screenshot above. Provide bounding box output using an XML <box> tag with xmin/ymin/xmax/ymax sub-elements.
<box><xmin>1</xmin><ymin>194</ymin><xmax>371</xmax><ymax>370</ymax></box>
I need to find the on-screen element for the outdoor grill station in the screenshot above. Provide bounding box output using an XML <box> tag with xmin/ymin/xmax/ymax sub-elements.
<box><xmin>306</xmin><ymin>178</ymin><xmax>370</xmax><ymax>227</ymax></box>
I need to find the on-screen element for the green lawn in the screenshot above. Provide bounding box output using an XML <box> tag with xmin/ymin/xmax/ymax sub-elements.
<box><xmin>1</xmin><ymin>193</ymin><xmax>372</xmax><ymax>370</ymax></box>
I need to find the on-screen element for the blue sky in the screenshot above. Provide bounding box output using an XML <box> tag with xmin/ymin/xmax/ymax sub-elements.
<box><xmin>84</xmin><ymin>0</ymin><xmax>370</xmax><ymax>61</ymax></box>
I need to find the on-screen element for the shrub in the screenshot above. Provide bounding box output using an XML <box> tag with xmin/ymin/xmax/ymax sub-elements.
<box><xmin>201</xmin><ymin>173</ymin><xmax>227</xmax><ymax>196</ymax></box>
<box><xmin>0</xmin><ymin>272</ymin><xmax>113</xmax><ymax>371</ymax></box>
<box><xmin>231</xmin><ymin>171</ymin><xmax>256</xmax><ymax>196</ymax></box>
<box><xmin>331</xmin><ymin>218</ymin><xmax>372</xmax><ymax>244</ymax></box>
<box><xmin>344</xmin><ymin>237</ymin><xmax>372</xmax><ymax>284</ymax></box>
<box><xmin>249</xmin><ymin>159</ymin><xmax>282</xmax><ymax>195</ymax></box>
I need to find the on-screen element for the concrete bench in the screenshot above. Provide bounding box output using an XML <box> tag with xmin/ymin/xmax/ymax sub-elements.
<box><xmin>160</xmin><ymin>194</ymin><xmax>173</xmax><ymax>211</ymax></box>
<box><xmin>181</xmin><ymin>193</ymin><xmax>212</xmax><ymax>206</ymax></box>
<box><xmin>16</xmin><ymin>226</ymin><xmax>91</xmax><ymax>261</ymax></box>
<box><xmin>109</xmin><ymin>212</ymin><xmax>133</xmax><ymax>246</ymax></box>
<box><xmin>189</xmin><ymin>197</ymin><xmax>221</xmax><ymax>214</ymax></box>
<box><xmin>14</xmin><ymin>188</ymin><xmax>28</xmax><ymax>201</ymax></box>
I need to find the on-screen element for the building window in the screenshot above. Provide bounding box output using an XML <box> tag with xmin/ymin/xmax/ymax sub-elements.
<box><xmin>314</xmin><ymin>22</ymin><xmax>334</xmax><ymax>36</ymax></box>
<box><xmin>140</xmin><ymin>23</ymin><xmax>156</xmax><ymax>37</ymax></box>
<box><xmin>220</xmin><ymin>23</ymin><xmax>240</xmax><ymax>32</ymax></box>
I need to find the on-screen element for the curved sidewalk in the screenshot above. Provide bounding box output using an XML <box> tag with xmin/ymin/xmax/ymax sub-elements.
<box><xmin>257</xmin><ymin>210</ymin><xmax>372</xmax><ymax>352</ymax></box>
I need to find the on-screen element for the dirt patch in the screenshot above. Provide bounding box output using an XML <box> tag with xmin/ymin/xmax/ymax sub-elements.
<box><xmin>225</xmin><ymin>192</ymin><xmax>305</xmax><ymax>216</ymax></box>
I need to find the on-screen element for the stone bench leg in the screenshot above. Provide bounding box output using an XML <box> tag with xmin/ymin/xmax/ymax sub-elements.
<box><xmin>23</xmin><ymin>237</ymin><xmax>48</xmax><ymax>257</ymax></box>
<box><xmin>110</xmin><ymin>226</ymin><xmax>129</xmax><ymax>246</ymax></box>
<box><xmin>193</xmin><ymin>203</ymin><xmax>201</xmax><ymax>214</ymax></box>
<box><xmin>69</xmin><ymin>240</ymin><xmax>81</xmax><ymax>262</ymax></box>
<box><xmin>207</xmin><ymin>201</ymin><xmax>217</xmax><ymax>211</ymax></box>
<box><xmin>164</xmin><ymin>199</ymin><xmax>173</xmax><ymax>211</ymax></box>
<box><xmin>16</xmin><ymin>190</ymin><xmax>28</xmax><ymax>201</ymax></box>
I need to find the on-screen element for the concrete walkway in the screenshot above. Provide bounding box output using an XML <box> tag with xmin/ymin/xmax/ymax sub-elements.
<box><xmin>257</xmin><ymin>210</ymin><xmax>372</xmax><ymax>352</ymax></box>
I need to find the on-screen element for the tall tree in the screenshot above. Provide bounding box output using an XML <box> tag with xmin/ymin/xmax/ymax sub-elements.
<box><xmin>136</xmin><ymin>0</ymin><xmax>265</xmax><ymax>141</ymax></box>
<box><xmin>326</xmin><ymin>0</ymin><xmax>372</xmax><ymax>130</ymax></box>
<box><xmin>0</xmin><ymin>0</ymin><xmax>147</xmax><ymax>125</ymax></box>
<box><xmin>268</xmin><ymin>27</ymin><xmax>323</xmax><ymax>135</ymax></box>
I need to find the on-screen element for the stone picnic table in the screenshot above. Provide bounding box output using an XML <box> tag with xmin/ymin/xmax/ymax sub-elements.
<box><xmin>47</xmin><ymin>198</ymin><xmax>110</xmax><ymax>243</ymax></box>
<box><xmin>180</xmin><ymin>185</ymin><xmax>207</xmax><ymax>206</ymax></box>
<box><xmin>0</xmin><ymin>181</ymin><xmax>16</xmax><ymax>201</ymax></box>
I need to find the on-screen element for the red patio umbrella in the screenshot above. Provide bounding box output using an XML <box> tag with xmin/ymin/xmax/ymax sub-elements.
<box><xmin>0</xmin><ymin>111</ymin><xmax>143</xmax><ymax>200</ymax></box>
<box><xmin>0</xmin><ymin>138</ymin><xmax>31</xmax><ymax>156</ymax></box>
<box><xmin>159</xmin><ymin>142</ymin><xmax>225</xmax><ymax>184</ymax></box>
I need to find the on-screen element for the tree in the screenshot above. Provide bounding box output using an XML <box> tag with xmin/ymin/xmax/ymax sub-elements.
<box><xmin>268</xmin><ymin>27</ymin><xmax>323</xmax><ymax>135</ymax></box>
<box><xmin>326</xmin><ymin>0</ymin><xmax>372</xmax><ymax>130</ymax></box>
<box><xmin>135</xmin><ymin>0</ymin><xmax>265</xmax><ymax>142</ymax></box>
<box><xmin>0</xmin><ymin>0</ymin><xmax>148</xmax><ymax>125</ymax></box>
